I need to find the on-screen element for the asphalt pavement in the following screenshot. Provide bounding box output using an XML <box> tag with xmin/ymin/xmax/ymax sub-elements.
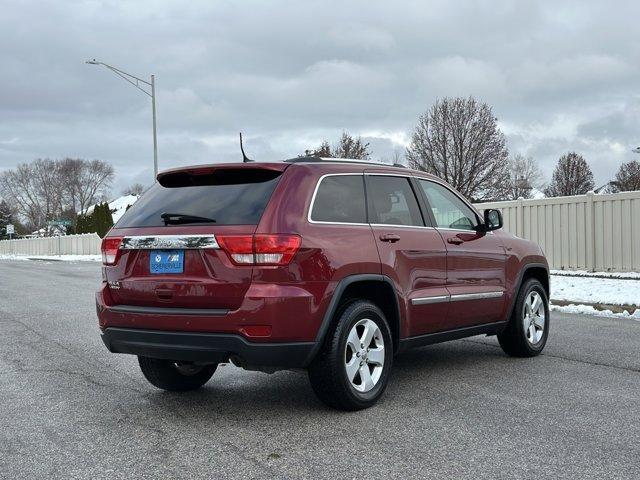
<box><xmin>1</xmin><ymin>260</ymin><xmax>638</xmax><ymax>479</ymax></box>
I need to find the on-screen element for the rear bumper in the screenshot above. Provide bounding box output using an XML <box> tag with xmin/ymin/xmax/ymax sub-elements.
<box><xmin>95</xmin><ymin>281</ymin><xmax>328</xmax><ymax>343</ymax></box>
<box><xmin>101</xmin><ymin>327</ymin><xmax>315</xmax><ymax>368</ymax></box>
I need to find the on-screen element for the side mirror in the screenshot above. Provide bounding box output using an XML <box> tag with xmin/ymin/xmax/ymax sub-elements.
<box><xmin>482</xmin><ymin>209</ymin><xmax>503</xmax><ymax>231</ymax></box>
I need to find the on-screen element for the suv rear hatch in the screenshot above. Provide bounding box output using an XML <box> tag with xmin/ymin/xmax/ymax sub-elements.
<box><xmin>103</xmin><ymin>164</ymin><xmax>292</xmax><ymax>311</ymax></box>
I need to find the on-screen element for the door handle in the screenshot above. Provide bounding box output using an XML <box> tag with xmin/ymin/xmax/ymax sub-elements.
<box><xmin>447</xmin><ymin>236</ymin><xmax>464</xmax><ymax>245</ymax></box>
<box><xmin>380</xmin><ymin>233</ymin><xmax>401</xmax><ymax>243</ymax></box>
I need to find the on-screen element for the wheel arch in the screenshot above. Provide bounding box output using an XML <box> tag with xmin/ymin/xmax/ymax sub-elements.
<box><xmin>304</xmin><ymin>274</ymin><xmax>402</xmax><ymax>366</ymax></box>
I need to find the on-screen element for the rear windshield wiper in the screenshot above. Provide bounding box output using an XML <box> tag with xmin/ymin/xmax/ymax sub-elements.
<box><xmin>161</xmin><ymin>212</ymin><xmax>217</xmax><ymax>225</ymax></box>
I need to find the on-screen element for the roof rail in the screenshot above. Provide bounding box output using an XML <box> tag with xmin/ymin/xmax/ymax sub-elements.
<box><xmin>284</xmin><ymin>156</ymin><xmax>407</xmax><ymax>168</ymax></box>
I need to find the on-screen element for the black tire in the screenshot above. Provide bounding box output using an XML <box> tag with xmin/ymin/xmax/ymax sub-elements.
<box><xmin>498</xmin><ymin>278</ymin><xmax>550</xmax><ymax>357</ymax></box>
<box><xmin>138</xmin><ymin>357</ymin><xmax>217</xmax><ymax>391</ymax></box>
<box><xmin>308</xmin><ymin>300</ymin><xmax>393</xmax><ymax>411</ymax></box>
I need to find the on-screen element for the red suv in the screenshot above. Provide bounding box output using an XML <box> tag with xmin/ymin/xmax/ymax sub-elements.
<box><xmin>97</xmin><ymin>158</ymin><xmax>549</xmax><ymax>410</ymax></box>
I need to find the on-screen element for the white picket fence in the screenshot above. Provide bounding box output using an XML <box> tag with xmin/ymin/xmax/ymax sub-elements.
<box><xmin>476</xmin><ymin>190</ymin><xmax>640</xmax><ymax>272</ymax></box>
<box><xmin>0</xmin><ymin>233</ymin><xmax>101</xmax><ymax>256</ymax></box>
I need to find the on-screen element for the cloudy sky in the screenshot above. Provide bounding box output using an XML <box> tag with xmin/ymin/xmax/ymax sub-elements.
<box><xmin>1</xmin><ymin>0</ymin><xmax>639</xmax><ymax>195</ymax></box>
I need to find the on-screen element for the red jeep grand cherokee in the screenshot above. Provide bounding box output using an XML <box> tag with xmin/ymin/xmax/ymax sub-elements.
<box><xmin>97</xmin><ymin>158</ymin><xmax>549</xmax><ymax>410</ymax></box>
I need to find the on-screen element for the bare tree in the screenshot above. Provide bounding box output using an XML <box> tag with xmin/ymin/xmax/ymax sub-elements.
<box><xmin>304</xmin><ymin>140</ymin><xmax>332</xmax><ymax>157</ymax></box>
<box><xmin>381</xmin><ymin>148</ymin><xmax>406</xmax><ymax>165</ymax></box>
<box><xmin>611</xmin><ymin>160</ymin><xmax>640</xmax><ymax>192</ymax></box>
<box><xmin>545</xmin><ymin>152</ymin><xmax>595</xmax><ymax>197</ymax></box>
<box><xmin>0</xmin><ymin>158</ymin><xmax>114</xmax><ymax>232</ymax></box>
<box><xmin>58</xmin><ymin>158</ymin><xmax>114</xmax><ymax>214</ymax></box>
<box><xmin>0</xmin><ymin>162</ymin><xmax>46</xmax><ymax>229</ymax></box>
<box><xmin>391</xmin><ymin>148</ymin><xmax>405</xmax><ymax>165</ymax></box>
<box><xmin>505</xmin><ymin>154</ymin><xmax>543</xmax><ymax>200</ymax></box>
<box><xmin>406</xmin><ymin>97</ymin><xmax>510</xmax><ymax>201</ymax></box>
<box><xmin>33</xmin><ymin>159</ymin><xmax>66</xmax><ymax>223</ymax></box>
<box><xmin>333</xmin><ymin>132</ymin><xmax>370</xmax><ymax>159</ymax></box>
<box><xmin>303</xmin><ymin>132</ymin><xmax>371</xmax><ymax>160</ymax></box>
<box><xmin>122</xmin><ymin>183</ymin><xmax>146</xmax><ymax>196</ymax></box>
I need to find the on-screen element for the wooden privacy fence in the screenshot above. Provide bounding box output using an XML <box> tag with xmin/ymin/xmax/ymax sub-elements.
<box><xmin>0</xmin><ymin>233</ymin><xmax>101</xmax><ymax>256</ymax></box>
<box><xmin>475</xmin><ymin>190</ymin><xmax>640</xmax><ymax>272</ymax></box>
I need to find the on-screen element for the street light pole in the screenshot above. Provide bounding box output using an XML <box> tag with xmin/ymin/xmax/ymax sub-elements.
<box><xmin>85</xmin><ymin>59</ymin><xmax>158</xmax><ymax>180</ymax></box>
<box><xmin>151</xmin><ymin>74</ymin><xmax>158</xmax><ymax>178</ymax></box>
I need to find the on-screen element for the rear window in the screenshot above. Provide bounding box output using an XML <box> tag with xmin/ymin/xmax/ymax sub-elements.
<box><xmin>310</xmin><ymin>175</ymin><xmax>366</xmax><ymax>224</ymax></box>
<box><xmin>116</xmin><ymin>168</ymin><xmax>282</xmax><ymax>227</ymax></box>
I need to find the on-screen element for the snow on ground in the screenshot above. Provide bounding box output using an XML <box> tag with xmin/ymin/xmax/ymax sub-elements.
<box><xmin>550</xmin><ymin>274</ymin><xmax>639</xmax><ymax>306</ymax></box>
<box><xmin>0</xmin><ymin>254</ymin><xmax>101</xmax><ymax>262</ymax></box>
<box><xmin>551</xmin><ymin>303</ymin><xmax>640</xmax><ymax>320</ymax></box>
<box><xmin>551</xmin><ymin>269</ymin><xmax>640</xmax><ymax>279</ymax></box>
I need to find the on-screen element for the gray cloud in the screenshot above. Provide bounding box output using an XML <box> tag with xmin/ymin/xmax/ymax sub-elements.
<box><xmin>1</xmin><ymin>0</ymin><xmax>639</xmax><ymax>194</ymax></box>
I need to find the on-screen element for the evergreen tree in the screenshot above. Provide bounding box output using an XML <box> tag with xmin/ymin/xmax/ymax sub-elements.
<box><xmin>0</xmin><ymin>200</ymin><xmax>12</xmax><ymax>239</ymax></box>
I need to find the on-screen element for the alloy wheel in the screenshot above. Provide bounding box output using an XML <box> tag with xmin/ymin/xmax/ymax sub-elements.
<box><xmin>523</xmin><ymin>291</ymin><xmax>545</xmax><ymax>345</ymax></box>
<box><xmin>344</xmin><ymin>318</ymin><xmax>385</xmax><ymax>393</ymax></box>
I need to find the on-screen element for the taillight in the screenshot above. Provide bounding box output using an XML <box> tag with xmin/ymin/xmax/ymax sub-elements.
<box><xmin>217</xmin><ymin>234</ymin><xmax>301</xmax><ymax>266</ymax></box>
<box><xmin>101</xmin><ymin>236</ymin><xmax>123</xmax><ymax>265</ymax></box>
<box><xmin>216</xmin><ymin>235</ymin><xmax>254</xmax><ymax>264</ymax></box>
<box><xmin>254</xmin><ymin>234</ymin><xmax>301</xmax><ymax>265</ymax></box>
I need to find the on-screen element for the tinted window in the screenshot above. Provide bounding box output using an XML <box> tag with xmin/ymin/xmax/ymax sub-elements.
<box><xmin>116</xmin><ymin>169</ymin><xmax>282</xmax><ymax>227</ymax></box>
<box><xmin>310</xmin><ymin>175</ymin><xmax>366</xmax><ymax>223</ymax></box>
<box><xmin>419</xmin><ymin>180</ymin><xmax>478</xmax><ymax>230</ymax></box>
<box><xmin>367</xmin><ymin>176</ymin><xmax>424</xmax><ymax>226</ymax></box>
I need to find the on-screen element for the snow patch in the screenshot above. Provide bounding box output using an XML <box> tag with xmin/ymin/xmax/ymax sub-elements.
<box><xmin>0</xmin><ymin>254</ymin><xmax>101</xmax><ymax>262</ymax></box>
<box><xmin>550</xmin><ymin>274</ymin><xmax>640</xmax><ymax>306</ymax></box>
<box><xmin>551</xmin><ymin>269</ymin><xmax>640</xmax><ymax>279</ymax></box>
<box><xmin>529</xmin><ymin>188</ymin><xmax>546</xmax><ymax>199</ymax></box>
<box><xmin>551</xmin><ymin>303</ymin><xmax>640</xmax><ymax>320</ymax></box>
<box><xmin>85</xmin><ymin>194</ymin><xmax>139</xmax><ymax>223</ymax></box>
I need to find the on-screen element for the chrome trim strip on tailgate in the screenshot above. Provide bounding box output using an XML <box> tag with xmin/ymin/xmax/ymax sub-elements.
<box><xmin>121</xmin><ymin>235</ymin><xmax>219</xmax><ymax>250</ymax></box>
<box><xmin>449</xmin><ymin>291</ymin><xmax>504</xmax><ymax>302</ymax></box>
<box><xmin>108</xmin><ymin>305</ymin><xmax>228</xmax><ymax>316</ymax></box>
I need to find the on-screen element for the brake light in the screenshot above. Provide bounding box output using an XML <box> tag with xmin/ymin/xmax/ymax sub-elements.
<box><xmin>101</xmin><ymin>236</ymin><xmax>123</xmax><ymax>265</ymax></box>
<box><xmin>254</xmin><ymin>234</ymin><xmax>301</xmax><ymax>265</ymax></box>
<box><xmin>217</xmin><ymin>234</ymin><xmax>301</xmax><ymax>266</ymax></box>
<box><xmin>216</xmin><ymin>235</ymin><xmax>254</xmax><ymax>264</ymax></box>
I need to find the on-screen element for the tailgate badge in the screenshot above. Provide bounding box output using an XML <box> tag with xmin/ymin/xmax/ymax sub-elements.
<box><xmin>108</xmin><ymin>281</ymin><xmax>121</xmax><ymax>290</ymax></box>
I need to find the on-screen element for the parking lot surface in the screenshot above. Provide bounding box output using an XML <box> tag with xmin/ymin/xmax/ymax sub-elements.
<box><xmin>1</xmin><ymin>260</ymin><xmax>638</xmax><ymax>479</ymax></box>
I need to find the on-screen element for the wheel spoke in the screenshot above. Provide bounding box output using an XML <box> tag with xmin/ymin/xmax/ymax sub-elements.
<box><xmin>525</xmin><ymin>297</ymin><xmax>533</xmax><ymax>316</ymax></box>
<box><xmin>531</xmin><ymin>293</ymin><xmax>542</xmax><ymax>314</ymax></box>
<box><xmin>533</xmin><ymin>315</ymin><xmax>545</xmax><ymax>330</ymax></box>
<box><xmin>359</xmin><ymin>364</ymin><xmax>374</xmax><ymax>391</ymax></box>
<box><xmin>347</xmin><ymin>327</ymin><xmax>360</xmax><ymax>352</ymax></box>
<box><xmin>345</xmin><ymin>358</ymin><xmax>360</xmax><ymax>382</ymax></box>
<box><xmin>528</xmin><ymin>323</ymin><xmax>536</xmax><ymax>341</ymax></box>
<box><xmin>367</xmin><ymin>347</ymin><xmax>384</xmax><ymax>366</ymax></box>
<box><xmin>360</xmin><ymin>320</ymin><xmax>377</xmax><ymax>347</ymax></box>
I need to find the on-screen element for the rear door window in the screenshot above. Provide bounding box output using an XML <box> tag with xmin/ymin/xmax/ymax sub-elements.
<box><xmin>116</xmin><ymin>168</ymin><xmax>282</xmax><ymax>227</ymax></box>
<box><xmin>366</xmin><ymin>175</ymin><xmax>425</xmax><ymax>226</ymax></box>
<box><xmin>310</xmin><ymin>175</ymin><xmax>366</xmax><ymax>224</ymax></box>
